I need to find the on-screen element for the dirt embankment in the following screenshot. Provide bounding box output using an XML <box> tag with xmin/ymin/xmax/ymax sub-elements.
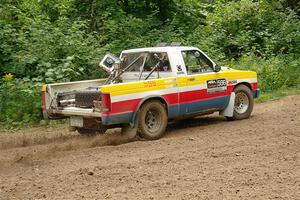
<box><xmin>0</xmin><ymin>95</ymin><xmax>299</xmax><ymax>200</ymax></box>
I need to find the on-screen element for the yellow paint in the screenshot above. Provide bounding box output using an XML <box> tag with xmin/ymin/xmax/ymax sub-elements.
<box><xmin>101</xmin><ymin>70</ymin><xmax>257</xmax><ymax>96</ymax></box>
<box><xmin>41</xmin><ymin>84</ymin><xmax>47</xmax><ymax>92</ymax></box>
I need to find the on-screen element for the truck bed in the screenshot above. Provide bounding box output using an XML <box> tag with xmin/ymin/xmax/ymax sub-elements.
<box><xmin>42</xmin><ymin>79</ymin><xmax>106</xmax><ymax>119</ymax></box>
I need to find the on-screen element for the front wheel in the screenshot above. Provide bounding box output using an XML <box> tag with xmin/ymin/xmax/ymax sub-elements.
<box><xmin>138</xmin><ymin>100</ymin><xmax>168</xmax><ymax>140</ymax></box>
<box><xmin>226</xmin><ymin>84</ymin><xmax>254</xmax><ymax>120</ymax></box>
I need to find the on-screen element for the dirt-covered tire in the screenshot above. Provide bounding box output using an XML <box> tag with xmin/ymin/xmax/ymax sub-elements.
<box><xmin>138</xmin><ymin>100</ymin><xmax>168</xmax><ymax>140</ymax></box>
<box><xmin>226</xmin><ymin>84</ymin><xmax>254</xmax><ymax>120</ymax></box>
<box><xmin>75</xmin><ymin>91</ymin><xmax>101</xmax><ymax>108</ymax></box>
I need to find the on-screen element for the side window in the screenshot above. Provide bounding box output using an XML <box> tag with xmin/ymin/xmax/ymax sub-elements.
<box><xmin>121</xmin><ymin>53</ymin><xmax>144</xmax><ymax>72</ymax></box>
<box><xmin>144</xmin><ymin>52</ymin><xmax>171</xmax><ymax>72</ymax></box>
<box><xmin>182</xmin><ymin>50</ymin><xmax>213</xmax><ymax>75</ymax></box>
<box><xmin>130</xmin><ymin>56</ymin><xmax>144</xmax><ymax>72</ymax></box>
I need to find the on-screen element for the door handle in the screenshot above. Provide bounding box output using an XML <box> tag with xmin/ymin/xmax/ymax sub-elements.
<box><xmin>188</xmin><ymin>77</ymin><xmax>195</xmax><ymax>81</ymax></box>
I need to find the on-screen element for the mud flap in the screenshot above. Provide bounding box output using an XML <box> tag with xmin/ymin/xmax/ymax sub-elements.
<box><xmin>121</xmin><ymin>112</ymin><xmax>139</xmax><ymax>139</ymax></box>
<box><xmin>121</xmin><ymin>125</ymin><xmax>138</xmax><ymax>139</ymax></box>
<box><xmin>220</xmin><ymin>92</ymin><xmax>235</xmax><ymax>117</ymax></box>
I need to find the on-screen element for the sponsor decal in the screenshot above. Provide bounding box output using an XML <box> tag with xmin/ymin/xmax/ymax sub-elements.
<box><xmin>177</xmin><ymin>65</ymin><xmax>182</xmax><ymax>71</ymax></box>
<box><xmin>228</xmin><ymin>80</ymin><xmax>237</xmax><ymax>85</ymax></box>
<box><xmin>144</xmin><ymin>81</ymin><xmax>157</xmax><ymax>87</ymax></box>
<box><xmin>207</xmin><ymin>78</ymin><xmax>227</xmax><ymax>93</ymax></box>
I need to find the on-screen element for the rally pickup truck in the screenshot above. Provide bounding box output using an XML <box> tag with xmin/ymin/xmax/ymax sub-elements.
<box><xmin>41</xmin><ymin>45</ymin><xmax>260</xmax><ymax>140</ymax></box>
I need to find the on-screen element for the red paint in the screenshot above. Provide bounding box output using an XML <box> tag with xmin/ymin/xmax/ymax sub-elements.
<box><xmin>162</xmin><ymin>93</ymin><xmax>179</xmax><ymax>105</ymax></box>
<box><xmin>110</xmin><ymin>98</ymin><xmax>141</xmax><ymax>114</ymax></box>
<box><xmin>251</xmin><ymin>82</ymin><xmax>258</xmax><ymax>90</ymax></box>
<box><xmin>106</xmin><ymin>83</ymin><xmax>257</xmax><ymax>116</ymax></box>
<box><xmin>178</xmin><ymin>85</ymin><xmax>234</xmax><ymax>104</ymax></box>
<box><xmin>41</xmin><ymin>91</ymin><xmax>47</xmax><ymax>112</ymax></box>
<box><xmin>101</xmin><ymin>93</ymin><xmax>111</xmax><ymax>113</ymax></box>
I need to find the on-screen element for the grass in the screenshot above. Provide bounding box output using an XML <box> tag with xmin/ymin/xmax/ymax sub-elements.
<box><xmin>256</xmin><ymin>86</ymin><xmax>300</xmax><ymax>103</ymax></box>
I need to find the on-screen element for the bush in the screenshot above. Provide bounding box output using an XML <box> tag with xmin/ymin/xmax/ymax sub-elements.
<box><xmin>203</xmin><ymin>0</ymin><xmax>300</xmax><ymax>59</ymax></box>
<box><xmin>0</xmin><ymin>78</ymin><xmax>42</xmax><ymax>128</ymax></box>
<box><xmin>0</xmin><ymin>16</ymin><xmax>106</xmax><ymax>83</ymax></box>
<box><xmin>229</xmin><ymin>54</ymin><xmax>300</xmax><ymax>92</ymax></box>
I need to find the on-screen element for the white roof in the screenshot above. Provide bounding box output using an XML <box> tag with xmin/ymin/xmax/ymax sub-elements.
<box><xmin>121</xmin><ymin>46</ymin><xmax>198</xmax><ymax>54</ymax></box>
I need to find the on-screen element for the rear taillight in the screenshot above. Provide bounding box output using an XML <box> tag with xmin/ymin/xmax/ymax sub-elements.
<box><xmin>101</xmin><ymin>93</ymin><xmax>111</xmax><ymax>113</ymax></box>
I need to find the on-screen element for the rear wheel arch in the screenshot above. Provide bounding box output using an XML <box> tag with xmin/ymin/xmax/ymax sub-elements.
<box><xmin>131</xmin><ymin>96</ymin><xmax>168</xmax><ymax>125</ymax></box>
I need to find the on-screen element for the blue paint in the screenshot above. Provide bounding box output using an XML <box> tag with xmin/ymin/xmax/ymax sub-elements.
<box><xmin>253</xmin><ymin>89</ymin><xmax>260</xmax><ymax>98</ymax></box>
<box><xmin>102</xmin><ymin>112</ymin><xmax>133</xmax><ymax>125</ymax></box>
<box><xmin>168</xmin><ymin>105</ymin><xmax>179</xmax><ymax>119</ymax></box>
<box><xmin>178</xmin><ymin>95</ymin><xmax>230</xmax><ymax>116</ymax></box>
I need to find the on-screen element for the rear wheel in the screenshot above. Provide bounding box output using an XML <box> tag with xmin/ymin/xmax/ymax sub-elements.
<box><xmin>138</xmin><ymin>100</ymin><xmax>168</xmax><ymax>140</ymax></box>
<box><xmin>226</xmin><ymin>84</ymin><xmax>254</xmax><ymax>120</ymax></box>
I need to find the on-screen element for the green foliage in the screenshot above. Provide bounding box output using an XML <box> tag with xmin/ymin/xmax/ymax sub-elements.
<box><xmin>201</xmin><ymin>0</ymin><xmax>300</xmax><ymax>59</ymax></box>
<box><xmin>0</xmin><ymin>12</ymin><xmax>105</xmax><ymax>82</ymax></box>
<box><xmin>255</xmin><ymin>86</ymin><xmax>300</xmax><ymax>103</ymax></box>
<box><xmin>0</xmin><ymin>79</ymin><xmax>41</xmax><ymax>128</ymax></box>
<box><xmin>228</xmin><ymin>54</ymin><xmax>300</xmax><ymax>91</ymax></box>
<box><xmin>0</xmin><ymin>0</ymin><xmax>300</xmax><ymax>128</ymax></box>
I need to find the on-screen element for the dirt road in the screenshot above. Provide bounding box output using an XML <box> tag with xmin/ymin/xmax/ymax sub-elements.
<box><xmin>0</xmin><ymin>95</ymin><xmax>299</xmax><ymax>200</ymax></box>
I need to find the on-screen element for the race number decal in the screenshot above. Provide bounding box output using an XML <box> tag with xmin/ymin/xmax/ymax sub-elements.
<box><xmin>207</xmin><ymin>78</ymin><xmax>227</xmax><ymax>93</ymax></box>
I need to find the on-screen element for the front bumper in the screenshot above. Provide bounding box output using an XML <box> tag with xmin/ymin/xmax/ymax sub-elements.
<box><xmin>253</xmin><ymin>89</ymin><xmax>260</xmax><ymax>98</ymax></box>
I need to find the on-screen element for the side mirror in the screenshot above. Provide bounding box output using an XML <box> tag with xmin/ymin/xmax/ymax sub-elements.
<box><xmin>214</xmin><ymin>64</ymin><xmax>221</xmax><ymax>72</ymax></box>
<box><xmin>99</xmin><ymin>53</ymin><xmax>121</xmax><ymax>73</ymax></box>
